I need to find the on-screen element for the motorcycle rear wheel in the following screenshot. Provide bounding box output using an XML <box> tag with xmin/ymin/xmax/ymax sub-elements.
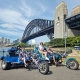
<box><xmin>66</xmin><ymin>59</ymin><xmax>79</xmax><ymax>70</ymax></box>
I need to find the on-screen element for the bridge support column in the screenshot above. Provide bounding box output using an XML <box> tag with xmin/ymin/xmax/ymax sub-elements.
<box><xmin>54</xmin><ymin>1</ymin><xmax>68</xmax><ymax>38</ymax></box>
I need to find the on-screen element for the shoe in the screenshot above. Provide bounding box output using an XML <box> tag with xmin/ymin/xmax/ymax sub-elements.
<box><xmin>25</xmin><ymin>64</ymin><xmax>28</xmax><ymax>68</ymax></box>
<box><xmin>45</xmin><ymin>57</ymin><xmax>49</xmax><ymax>60</ymax></box>
<box><xmin>55</xmin><ymin>62</ymin><xmax>58</xmax><ymax>67</ymax></box>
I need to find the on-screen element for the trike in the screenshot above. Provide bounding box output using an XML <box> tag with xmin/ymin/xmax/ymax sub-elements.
<box><xmin>34</xmin><ymin>46</ymin><xmax>79</xmax><ymax>70</ymax></box>
<box><xmin>0</xmin><ymin>47</ymin><xmax>49</xmax><ymax>74</ymax></box>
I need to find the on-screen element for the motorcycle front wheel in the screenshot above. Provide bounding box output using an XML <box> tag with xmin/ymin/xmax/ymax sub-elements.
<box><xmin>38</xmin><ymin>61</ymin><xmax>49</xmax><ymax>74</ymax></box>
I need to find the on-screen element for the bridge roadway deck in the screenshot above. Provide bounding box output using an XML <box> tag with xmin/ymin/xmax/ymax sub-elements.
<box><xmin>0</xmin><ymin>61</ymin><xmax>80</xmax><ymax>80</ymax></box>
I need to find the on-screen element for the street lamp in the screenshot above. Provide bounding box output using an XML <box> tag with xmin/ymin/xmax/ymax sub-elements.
<box><xmin>63</xmin><ymin>14</ymin><xmax>67</xmax><ymax>65</ymax></box>
<box><xmin>64</xmin><ymin>32</ymin><xmax>67</xmax><ymax>54</ymax></box>
<box><xmin>64</xmin><ymin>14</ymin><xmax>67</xmax><ymax>54</ymax></box>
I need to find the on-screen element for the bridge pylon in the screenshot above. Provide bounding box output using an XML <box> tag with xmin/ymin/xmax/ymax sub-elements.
<box><xmin>54</xmin><ymin>1</ymin><xmax>68</xmax><ymax>38</ymax></box>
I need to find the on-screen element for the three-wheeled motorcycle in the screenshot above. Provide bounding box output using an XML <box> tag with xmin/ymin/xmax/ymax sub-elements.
<box><xmin>34</xmin><ymin>46</ymin><xmax>79</xmax><ymax>70</ymax></box>
<box><xmin>0</xmin><ymin>47</ymin><xmax>49</xmax><ymax>74</ymax></box>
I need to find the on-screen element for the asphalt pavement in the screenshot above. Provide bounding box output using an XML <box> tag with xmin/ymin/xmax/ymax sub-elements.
<box><xmin>0</xmin><ymin>61</ymin><xmax>80</xmax><ymax>80</ymax></box>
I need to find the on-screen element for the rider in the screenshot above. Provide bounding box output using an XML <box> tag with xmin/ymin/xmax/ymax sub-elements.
<box><xmin>19</xmin><ymin>47</ymin><xmax>28</xmax><ymax>67</ymax></box>
<box><xmin>38</xmin><ymin>42</ymin><xmax>47</xmax><ymax>58</ymax></box>
<box><xmin>16</xmin><ymin>45</ymin><xmax>22</xmax><ymax>53</ymax></box>
<box><xmin>47</xmin><ymin>46</ymin><xmax>56</xmax><ymax>64</ymax></box>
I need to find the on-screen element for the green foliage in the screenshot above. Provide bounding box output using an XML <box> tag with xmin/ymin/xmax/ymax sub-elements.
<box><xmin>45</xmin><ymin>36</ymin><xmax>80</xmax><ymax>47</ymax></box>
<box><xmin>26</xmin><ymin>44</ymin><xmax>31</xmax><ymax>47</ymax></box>
<box><xmin>19</xmin><ymin>42</ymin><xmax>27</xmax><ymax>47</ymax></box>
<box><xmin>44</xmin><ymin>42</ymin><xmax>50</xmax><ymax>46</ymax></box>
<box><xmin>49</xmin><ymin>38</ymin><xmax>65</xmax><ymax>47</ymax></box>
<box><xmin>70</xmin><ymin>36</ymin><xmax>80</xmax><ymax>46</ymax></box>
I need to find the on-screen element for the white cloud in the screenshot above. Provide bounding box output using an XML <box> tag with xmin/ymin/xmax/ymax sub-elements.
<box><xmin>36</xmin><ymin>2</ymin><xmax>47</xmax><ymax>13</ymax></box>
<box><xmin>0</xmin><ymin>8</ymin><xmax>29</xmax><ymax>25</ymax></box>
<box><xmin>0</xmin><ymin>0</ymin><xmax>47</xmax><ymax>42</ymax></box>
<box><xmin>19</xmin><ymin>5</ymin><xmax>35</xmax><ymax>18</ymax></box>
<box><xmin>0</xmin><ymin>29</ymin><xmax>22</xmax><ymax>36</ymax></box>
<box><xmin>0</xmin><ymin>9</ymin><xmax>21</xmax><ymax>23</ymax></box>
<box><xmin>0</xmin><ymin>24</ymin><xmax>15</xmax><ymax>30</ymax></box>
<box><xmin>0</xmin><ymin>23</ymin><xmax>25</xmax><ymax>31</ymax></box>
<box><xmin>13</xmin><ymin>24</ymin><xmax>25</xmax><ymax>31</ymax></box>
<box><xmin>19</xmin><ymin>0</ymin><xmax>47</xmax><ymax>18</ymax></box>
<box><xmin>0</xmin><ymin>8</ymin><xmax>29</xmax><ymax>31</ymax></box>
<box><xmin>19</xmin><ymin>0</ymin><xmax>36</xmax><ymax>18</ymax></box>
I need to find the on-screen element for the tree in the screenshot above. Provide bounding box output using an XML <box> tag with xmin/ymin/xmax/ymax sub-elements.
<box><xmin>44</xmin><ymin>36</ymin><xmax>80</xmax><ymax>47</ymax></box>
<box><xmin>19</xmin><ymin>42</ymin><xmax>27</xmax><ymax>47</ymax></box>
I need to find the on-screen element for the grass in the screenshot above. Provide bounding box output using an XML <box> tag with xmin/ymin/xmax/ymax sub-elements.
<box><xmin>76</xmin><ymin>50</ymin><xmax>80</xmax><ymax>54</ymax></box>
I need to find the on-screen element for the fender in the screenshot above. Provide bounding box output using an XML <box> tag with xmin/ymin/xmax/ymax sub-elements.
<box><xmin>38</xmin><ymin>58</ymin><xmax>48</xmax><ymax>63</ymax></box>
<box><xmin>0</xmin><ymin>56</ymin><xmax>11</xmax><ymax>63</ymax></box>
<box><xmin>0</xmin><ymin>56</ymin><xmax>5</xmax><ymax>60</ymax></box>
<box><xmin>66</xmin><ymin>58</ymin><xmax>76</xmax><ymax>64</ymax></box>
<box><xmin>0</xmin><ymin>56</ymin><xmax>19</xmax><ymax>63</ymax></box>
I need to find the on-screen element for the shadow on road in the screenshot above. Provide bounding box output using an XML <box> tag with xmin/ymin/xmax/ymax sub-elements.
<box><xmin>10</xmin><ymin>65</ymin><xmax>25</xmax><ymax>70</ymax></box>
<box><xmin>47</xmin><ymin>71</ymin><xmax>53</xmax><ymax>75</ymax></box>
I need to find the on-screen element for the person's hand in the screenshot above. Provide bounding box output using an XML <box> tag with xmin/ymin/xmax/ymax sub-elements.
<box><xmin>43</xmin><ymin>50</ymin><xmax>46</xmax><ymax>52</ymax></box>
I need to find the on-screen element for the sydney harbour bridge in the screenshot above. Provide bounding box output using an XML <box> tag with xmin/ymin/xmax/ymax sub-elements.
<box><xmin>21</xmin><ymin>2</ymin><xmax>80</xmax><ymax>43</ymax></box>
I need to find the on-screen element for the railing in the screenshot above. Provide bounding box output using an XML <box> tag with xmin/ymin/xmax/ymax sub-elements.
<box><xmin>0</xmin><ymin>50</ymin><xmax>7</xmax><ymax>59</ymax></box>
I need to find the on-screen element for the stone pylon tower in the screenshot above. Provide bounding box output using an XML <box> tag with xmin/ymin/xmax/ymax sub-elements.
<box><xmin>54</xmin><ymin>1</ymin><xmax>68</xmax><ymax>38</ymax></box>
<box><xmin>67</xmin><ymin>6</ymin><xmax>80</xmax><ymax>37</ymax></box>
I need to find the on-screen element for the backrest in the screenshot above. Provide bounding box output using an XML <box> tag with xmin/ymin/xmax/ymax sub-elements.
<box><xmin>34</xmin><ymin>46</ymin><xmax>43</xmax><ymax>58</ymax></box>
<box><xmin>9</xmin><ymin>50</ymin><xmax>16</xmax><ymax>57</ymax></box>
<box><xmin>34</xmin><ymin>46</ymin><xmax>39</xmax><ymax>54</ymax></box>
<box><xmin>8</xmin><ymin>47</ymin><xmax>17</xmax><ymax>57</ymax></box>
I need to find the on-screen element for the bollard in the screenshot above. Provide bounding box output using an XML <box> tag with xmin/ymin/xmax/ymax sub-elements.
<box><xmin>2</xmin><ymin>49</ymin><xmax>5</xmax><ymax>56</ymax></box>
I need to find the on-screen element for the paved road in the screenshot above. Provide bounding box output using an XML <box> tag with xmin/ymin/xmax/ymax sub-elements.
<box><xmin>0</xmin><ymin>61</ymin><xmax>80</xmax><ymax>80</ymax></box>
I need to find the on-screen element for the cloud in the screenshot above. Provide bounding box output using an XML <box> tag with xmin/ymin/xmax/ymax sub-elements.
<box><xmin>0</xmin><ymin>8</ymin><xmax>29</xmax><ymax>33</ymax></box>
<box><xmin>19</xmin><ymin>0</ymin><xmax>47</xmax><ymax>18</ymax></box>
<box><xmin>19</xmin><ymin>4</ymin><xmax>35</xmax><ymax>18</ymax></box>
<box><xmin>0</xmin><ymin>29</ymin><xmax>22</xmax><ymax>36</ymax></box>
<box><xmin>0</xmin><ymin>23</ymin><xmax>25</xmax><ymax>32</ymax></box>
<box><xmin>36</xmin><ymin>1</ymin><xmax>47</xmax><ymax>13</ymax></box>
<box><xmin>0</xmin><ymin>9</ymin><xmax>21</xmax><ymax>23</ymax></box>
<box><xmin>0</xmin><ymin>24</ymin><xmax>15</xmax><ymax>30</ymax></box>
<box><xmin>0</xmin><ymin>0</ymin><xmax>47</xmax><ymax>31</ymax></box>
<box><xmin>0</xmin><ymin>0</ymin><xmax>47</xmax><ymax>42</ymax></box>
<box><xmin>0</xmin><ymin>8</ymin><xmax>28</xmax><ymax>25</ymax></box>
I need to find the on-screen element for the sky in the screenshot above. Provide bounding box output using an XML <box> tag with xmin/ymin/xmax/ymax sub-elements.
<box><xmin>0</xmin><ymin>0</ymin><xmax>80</xmax><ymax>44</ymax></box>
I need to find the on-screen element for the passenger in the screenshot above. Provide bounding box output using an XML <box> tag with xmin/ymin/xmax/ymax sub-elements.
<box><xmin>19</xmin><ymin>48</ymin><xmax>28</xmax><ymax>67</ymax></box>
<box><xmin>47</xmin><ymin>46</ymin><xmax>56</xmax><ymax>64</ymax></box>
<box><xmin>39</xmin><ymin>42</ymin><xmax>47</xmax><ymax>58</ymax></box>
<box><xmin>16</xmin><ymin>45</ymin><xmax>22</xmax><ymax>53</ymax></box>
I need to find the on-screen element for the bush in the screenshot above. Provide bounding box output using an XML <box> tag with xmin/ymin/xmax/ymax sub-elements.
<box><xmin>45</xmin><ymin>36</ymin><xmax>80</xmax><ymax>47</ymax></box>
<box><xmin>19</xmin><ymin>42</ymin><xmax>27</xmax><ymax>47</ymax></box>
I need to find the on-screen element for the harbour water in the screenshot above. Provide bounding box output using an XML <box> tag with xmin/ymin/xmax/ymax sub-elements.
<box><xmin>0</xmin><ymin>47</ymin><xmax>11</xmax><ymax>58</ymax></box>
<box><xmin>0</xmin><ymin>47</ymin><xmax>33</xmax><ymax>58</ymax></box>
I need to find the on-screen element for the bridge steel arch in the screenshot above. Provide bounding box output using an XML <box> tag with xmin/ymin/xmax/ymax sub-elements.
<box><xmin>22</xmin><ymin>19</ymin><xmax>54</xmax><ymax>43</ymax></box>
